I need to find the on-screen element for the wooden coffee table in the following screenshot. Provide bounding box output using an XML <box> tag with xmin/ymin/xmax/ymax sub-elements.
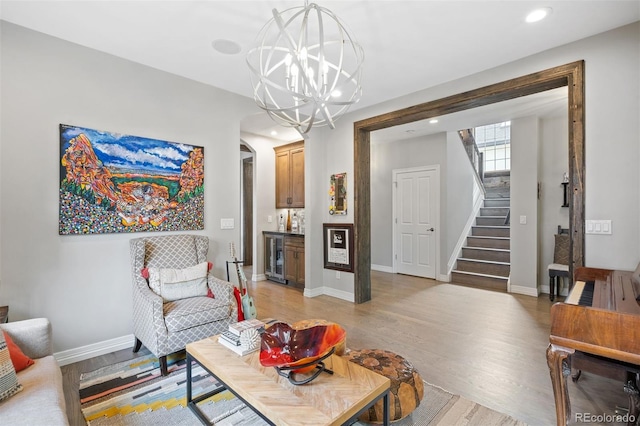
<box><xmin>186</xmin><ymin>335</ymin><xmax>391</xmax><ymax>425</ymax></box>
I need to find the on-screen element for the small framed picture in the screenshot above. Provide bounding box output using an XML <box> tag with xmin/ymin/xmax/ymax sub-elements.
<box><xmin>323</xmin><ymin>223</ymin><xmax>354</xmax><ymax>272</ymax></box>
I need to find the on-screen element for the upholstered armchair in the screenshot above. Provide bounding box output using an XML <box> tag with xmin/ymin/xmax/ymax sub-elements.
<box><xmin>130</xmin><ymin>234</ymin><xmax>237</xmax><ymax>375</ymax></box>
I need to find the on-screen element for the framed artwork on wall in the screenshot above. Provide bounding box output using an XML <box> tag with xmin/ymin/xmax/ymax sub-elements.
<box><xmin>59</xmin><ymin>123</ymin><xmax>204</xmax><ymax>235</ymax></box>
<box><xmin>329</xmin><ymin>172</ymin><xmax>347</xmax><ymax>215</ymax></box>
<box><xmin>323</xmin><ymin>223</ymin><xmax>354</xmax><ymax>272</ymax></box>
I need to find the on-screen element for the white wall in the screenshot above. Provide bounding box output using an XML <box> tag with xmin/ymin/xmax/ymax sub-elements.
<box><xmin>311</xmin><ymin>123</ymin><xmax>355</xmax><ymax>300</ymax></box>
<box><xmin>510</xmin><ymin>116</ymin><xmax>540</xmax><ymax>292</ymax></box>
<box><xmin>581</xmin><ymin>23</ymin><xmax>640</xmax><ymax>269</ymax></box>
<box><xmin>313</xmin><ymin>22</ymin><xmax>639</xmax><ymax>297</ymax></box>
<box><xmin>0</xmin><ymin>22</ymin><xmax>258</xmax><ymax>353</ymax></box>
<box><xmin>370</xmin><ymin>133</ymin><xmax>447</xmax><ymax>270</ymax></box>
<box><xmin>302</xmin><ymin>131</ymin><xmax>326</xmax><ymax>297</ymax></box>
<box><xmin>538</xmin><ymin>113</ymin><xmax>570</xmax><ymax>293</ymax></box>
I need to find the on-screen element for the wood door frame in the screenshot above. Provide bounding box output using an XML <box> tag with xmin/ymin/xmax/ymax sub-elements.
<box><xmin>353</xmin><ymin>61</ymin><xmax>585</xmax><ymax>303</ymax></box>
<box><xmin>392</xmin><ymin>165</ymin><xmax>440</xmax><ymax>279</ymax></box>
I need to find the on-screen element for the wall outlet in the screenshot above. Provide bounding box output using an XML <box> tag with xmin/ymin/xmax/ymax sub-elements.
<box><xmin>336</xmin><ymin>271</ymin><xmax>341</xmax><ymax>279</ymax></box>
<box><xmin>267</xmin><ymin>215</ymin><xmax>273</xmax><ymax>223</ymax></box>
<box><xmin>519</xmin><ymin>215</ymin><xmax>527</xmax><ymax>225</ymax></box>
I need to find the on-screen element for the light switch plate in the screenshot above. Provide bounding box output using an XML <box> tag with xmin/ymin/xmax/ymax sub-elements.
<box><xmin>220</xmin><ymin>218</ymin><xmax>234</xmax><ymax>229</ymax></box>
<box><xmin>585</xmin><ymin>219</ymin><xmax>612</xmax><ymax>234</ymax></box>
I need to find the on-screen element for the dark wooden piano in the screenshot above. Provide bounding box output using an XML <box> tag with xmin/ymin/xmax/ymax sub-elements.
<box><xmin>547</xmin><ymin>266</ymin><xmax>640</xmax><ymax>426</ymax></box>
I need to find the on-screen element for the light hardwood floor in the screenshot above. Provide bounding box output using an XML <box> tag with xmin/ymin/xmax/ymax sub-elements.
<box><xmin>62</xmin><ymin>271</ymin><xmax>628</xmax><ymax>426</ymax></box>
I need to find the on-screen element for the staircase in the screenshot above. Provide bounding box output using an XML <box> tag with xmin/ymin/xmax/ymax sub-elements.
<box><xmin>452</xmin><ymin>172</ymin><xmax>511</xmax><ymax>291</ymax></box>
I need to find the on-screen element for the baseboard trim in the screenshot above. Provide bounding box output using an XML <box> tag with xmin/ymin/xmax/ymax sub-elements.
<box><xmin>438</xmin><ymin>273</ymin><xmax>451</xmax><ymax>282</ymax></box>
<box><xmin>540</xmin><ymin>284</ymin><xmax>568</xmax><ymax>297</ymax></box>
<box><xmin>303</xmin><ymin>286</ymin><xmax>325</xmax><ymax>298</ymax></box>
<box><xmin>322</xmin><ymin>287</ymin><xmax>355</xmax><ymax>302</ymax></box>
<box><xmin>509</xmin><ymin>285</ymin><xmax>540</xmax><ymax>297</ymax></box>
<box><xmin>371</xmin><ymin>264</ymin><xmax>393</xmax><ymax>273</ymax></box>
<box><xmin>54</xmin><ymin>334</ymin><xmax>135</xmax><ymax>366</ymax></box>
<box><xmin>253</xmin><ymin>273</ymin><xmax>267</xmax><ymax>282</ymax></box>
<box><xmin>303</xmin><ymin>286</ymin><xmax>355</xmax><ymax>302</ymax></box>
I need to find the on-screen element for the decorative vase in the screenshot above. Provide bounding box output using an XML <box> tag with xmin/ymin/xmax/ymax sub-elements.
<box><xmin>260</xmin><ymin>320</ymin><xmax>346</xmax><ymax>384</ymax></box>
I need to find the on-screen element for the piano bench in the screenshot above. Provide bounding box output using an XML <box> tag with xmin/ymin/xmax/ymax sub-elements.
<box><xmin>549</xmin><ymin>264</ymin><xmax>569</xmax><ymax>301</ymax></box>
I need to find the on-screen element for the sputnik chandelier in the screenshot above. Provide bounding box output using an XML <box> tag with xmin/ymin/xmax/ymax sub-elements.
<box><xmin>247</xmin><ymin>1</ymin><xmax>364</xmax><ymax>134</ymax></box>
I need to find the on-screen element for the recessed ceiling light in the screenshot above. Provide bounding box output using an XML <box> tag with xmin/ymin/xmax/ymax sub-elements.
<box><xmin>526</xmin><ymin>7</ymin><xmax>552</xmax><ymax>23</ymax></box>
<box><xmin>270</xmin><ymin>130</ymin><xmax>278</xmax><ymax>136</ymax></box>
<box><xmin>331</xmin><ymin>90</ymin><xmax>342</xmax><ymax>98</ymax></box>
<box><xmin>429</xmin><ymin>119</ymin><xmax>439</xmax><ymax>124</ymax></box>
<box><xmin>212</xmin><ymin>39</ymin><xmax>241</xmax><ymax>55</ymax></box>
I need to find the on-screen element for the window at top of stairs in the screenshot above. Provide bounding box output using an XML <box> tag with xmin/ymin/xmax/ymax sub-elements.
<box><xmin>475</xmin><ymin>121</ymin><xmax>511</xmax><ymax>173</ymax></box>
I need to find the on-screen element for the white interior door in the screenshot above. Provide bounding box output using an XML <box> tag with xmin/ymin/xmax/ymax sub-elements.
<box><xmin>393</xmin><ymin>166</ymin><xmax>438</xmax><ymax>279</ymax></box>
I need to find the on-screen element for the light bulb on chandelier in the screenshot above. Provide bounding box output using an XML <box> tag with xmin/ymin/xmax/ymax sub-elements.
<box><xmin>247</xmin><ymin>1</ymin><xmax>364</xmax><ymax>134</ymax></box>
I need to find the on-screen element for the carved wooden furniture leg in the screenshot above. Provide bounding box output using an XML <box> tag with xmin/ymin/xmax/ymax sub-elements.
<box><xmin>624</xmin><ymin>372</ymin><xmax>640</xmax><ymax>426</ymax></box>
<box><xmin>547</xmin><ymin>343</ymin><xmax>574</xmax><ymax>426</ymax></box>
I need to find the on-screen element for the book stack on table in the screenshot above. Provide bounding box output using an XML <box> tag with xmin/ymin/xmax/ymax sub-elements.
<box><xmin>218</xmin><ymin>318</ymin><xmax>269</xmax><ymax>356</ymax></box>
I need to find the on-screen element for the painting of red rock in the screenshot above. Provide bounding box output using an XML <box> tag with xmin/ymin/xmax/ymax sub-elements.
<box><xmin>59</xmin><ymin>124</ymin><xmax>204</xmax><ymax>235</ymax></box>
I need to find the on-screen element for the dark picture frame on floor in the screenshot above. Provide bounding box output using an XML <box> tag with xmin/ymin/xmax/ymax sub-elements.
<box><xmin>323</xmin><ymin>223</ymin><xmax>354</xmax><ymax>273</ymax></box>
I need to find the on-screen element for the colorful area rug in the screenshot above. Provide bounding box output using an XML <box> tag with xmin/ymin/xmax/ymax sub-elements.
<box><xmin>79</xmin><ymin>350</ymin><xmax>524</xmax><ymax>425</ymax></box>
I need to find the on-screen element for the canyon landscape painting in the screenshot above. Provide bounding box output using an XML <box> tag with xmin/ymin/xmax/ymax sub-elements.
<box><xmin>59</xmin><ymin>124</ymin><xmax>204</xmax><ymax>235</ymax></box>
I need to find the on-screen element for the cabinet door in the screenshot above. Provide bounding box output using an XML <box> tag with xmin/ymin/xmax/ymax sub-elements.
<box><xmin>275</xmin><ymin>151</ymin><xmax>291</xmax><ymax>208</ymax></box>
<box><xmin>284</xmin><ymin>244</ymin><xmax>298</xmax><ymax>282</ymax></box>
<box><xmin>284</xmin><ymin>237</ymin><xmax>305</xmax><ymax>286</ymax></box>
<box><xmin>290</xmin><ymin>148</ymin><xmax>305</xmax><ymax>208</ymax></box>
<box><xmin>295</xmin><ymin>247</ymin><xmax>305</xmax><ymax>285</ymax></box>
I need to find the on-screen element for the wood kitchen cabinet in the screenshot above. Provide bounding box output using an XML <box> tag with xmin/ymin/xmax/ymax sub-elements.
<box><xmin>275</xmin><ymin>141</ymin><xmax>304</xmax><ymax>208</ymax></box>
<box><xmin>284</xmin><ymin>235</ymin><xmax>305</xmax><ymax>288</ymax></box>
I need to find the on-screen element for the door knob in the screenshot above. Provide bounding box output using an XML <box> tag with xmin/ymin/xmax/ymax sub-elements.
<box><xmin>427</xmin><ymin>227</ymin><xmax>435</xmax><ymax>232</ymax></box>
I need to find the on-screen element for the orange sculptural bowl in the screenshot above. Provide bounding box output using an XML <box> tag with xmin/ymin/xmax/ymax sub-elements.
<box><xmin>259</xmin><ymin>320</ymin><xmax>346</xmax><ymax>374</ymax></box>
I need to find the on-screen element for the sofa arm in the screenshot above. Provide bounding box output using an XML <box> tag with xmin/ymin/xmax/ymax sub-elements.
<box><xmin>0</xmin><ymin>318</ymin><xmax>52</xmax><ymax>359</ymax></box>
